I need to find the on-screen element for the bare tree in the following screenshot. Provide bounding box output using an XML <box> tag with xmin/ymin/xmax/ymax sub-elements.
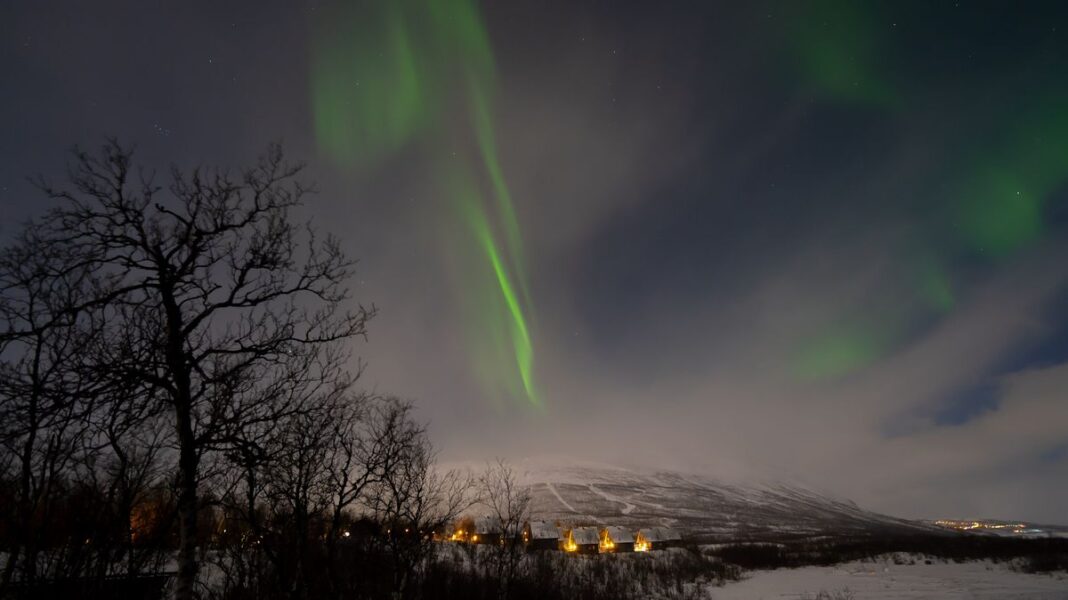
<box><xmin>206</xmin><ymin>323</ymin><xmax>362</xmax><ymax>599</ymax></box>
<box><xmin>212</xmin><ymin>395</ymin><xmax>467</xmax><ymax>600</ymax></box>
<box><xmin>0</xmin><ymin>224</ymin><xmax>101</xmax><ymax>588</ymax></box>
<box><xmin>262</xmin><ymin>397</ymin><xmax>340</xmax><ymax>599</ymax></box>
<box><xmin>320</xmin><ymin>394</ymin><xmax>399</xmax><ymax>599</ymax></box>
<box><xmin>477</xmin><ymin>459</ymin><xmax>531</xmax><ymax>599</ymax></box>
<box><xmin>32</xmin><ymin>140</ymin><xmax>373</xmax><ymax>600</ymax></box>
<box><xmin>73</xmin><ymin>391</ymin><xmax>171</xmax><ymax>580</ymax></box>
<box><xmin>363</xmin><ymin>400</ymin><xmax>471</xmax><ymax>599</ymax></box>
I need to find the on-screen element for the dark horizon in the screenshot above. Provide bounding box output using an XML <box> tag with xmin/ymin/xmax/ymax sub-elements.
<box><xmin>3</xmin><ymin>1</ymin><xmax>1068</xmax><ymax>525</ymax></box>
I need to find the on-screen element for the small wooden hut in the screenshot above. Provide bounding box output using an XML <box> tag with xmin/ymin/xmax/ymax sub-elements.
<box><xmin>562</xmin><ymin>526</ymin><xmax>600</xmax><ymax>554</ymax></box>
<box><xmin>446</xmin><ymin>517</ymin><xmax>475</xmax><ymax>542</ymax></box>
<box><xmin>599</xmin><ymin>526</ymin><xmax>635</xmax><ymax>553</ymax></box>
<box><xmin>470</xmin><ymin>516</ymin><xmax>503</xmax><ymax>545</ymax></box>
<box><xmin>634</xmin><ymin>527</ymin><xmax>682</xmax><ymax>551</ymax></box>
<box><xmin>523</xmin><ymin>520</ymin><xmax>563</xmax><ymax>551</ymax></box>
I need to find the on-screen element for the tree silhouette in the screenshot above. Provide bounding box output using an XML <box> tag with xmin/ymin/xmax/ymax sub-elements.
<box><xmin>30</xmin><ymin>140</ymin><xmax>373</xmax><ymax>600</ymax></box>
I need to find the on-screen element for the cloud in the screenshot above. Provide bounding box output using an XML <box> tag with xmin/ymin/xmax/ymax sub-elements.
<box><xmin>4</xmin><ymin>1</ymin><xmax>1067</xmax><ymax>525</ymax></box>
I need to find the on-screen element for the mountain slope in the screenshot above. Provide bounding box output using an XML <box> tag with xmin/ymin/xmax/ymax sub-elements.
<box><xmin>517</xmin><ymin>461</ymin><xmax>938</xmax><ymax>541</ymax></box>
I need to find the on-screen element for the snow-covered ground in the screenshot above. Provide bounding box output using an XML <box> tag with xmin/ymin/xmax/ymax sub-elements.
<box><xmin>707</xmin><ymin>557</ymin><xmax>1068</xmax><ymax>599</ymax></box>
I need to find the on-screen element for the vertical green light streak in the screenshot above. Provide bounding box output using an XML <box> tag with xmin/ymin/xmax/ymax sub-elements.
<box><xmin>310</xmin><ymin>0</ymin><xmax>539</xmax><ymax>408</ymax></box>
<box><xmin>470</xmin><ymin>81</ymin><xmax>533</xmax><ymax>307</ymax></box>
<box><xmin>467</xmin><ymin>80</ymin><xmax>538</xmax><ymax>405</ymax></box>
<box><xmin>474</xmin><ymin>208</ymin><xmax>537</xmax><ymax>404</ymax></box>
<box><xmin>452</xmin><ymin>175</ymin><xmax>538</xmax><ymax>407</ymax></box>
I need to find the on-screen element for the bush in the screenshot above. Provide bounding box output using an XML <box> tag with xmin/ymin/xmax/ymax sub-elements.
<box><xmin>1015</xmin><ymin>553</ymin><xmax>1068</xmax><ymax>574</ymax></box>
<box><xmin>708</xmin><ymin>534</ymin><xmax>1068</xmax><ymax>573</ymax></box>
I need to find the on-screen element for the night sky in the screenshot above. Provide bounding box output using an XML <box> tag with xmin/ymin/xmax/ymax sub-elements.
<box><xmin>3</xmin><ymin>1</ymin><xmax>1068</xmax><ymax>523</ymax></box>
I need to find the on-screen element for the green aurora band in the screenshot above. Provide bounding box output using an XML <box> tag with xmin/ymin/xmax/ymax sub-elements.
<box><xmin>456</xmin><ymin>179</ymin><xmax>536</xmax><ymax>404</ymax></box>
<box><xmin>787</xmin><ymin>1</ymin><xmax>899</xmax><ymax>109</ymax></box>
<box><xmin>310</xmin><ymin>0</ymin><xmax>539</xmax><ymax>407</ymax></box>
<box><xmin>309</xmin><ymin>2</ymin><xmax>1066</xmax><ymax>392</ymax></box>
<box><xmin>793</xmin><ymin>323</ymin><xmax>891</xmax><ymax>382</ymax></box>
<box><xmin>952</xmin><ymin>95</ymin><xmax>1068</xmax><ymax>258</ymax></box>
<box><xmin>786</xmin><ymin>6</ymin><xmax>1068</xmax><ymax>381</ymax></box>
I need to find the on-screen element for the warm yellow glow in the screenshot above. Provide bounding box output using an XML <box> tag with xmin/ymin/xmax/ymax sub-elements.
<box><xmin>599</xmin><ymin>530</ymin><xmax>620</xmax><ymax>553</ymax></box>
<box><xmin>635</xmin><ymin>541</ymin><xmax>650</xmax><ymax>552</ymax></box>
<box><xmin>472</xmin><ymin>534</ymin><xmax>479</xmax><ymax>542</ymax></box>
<box><xmin>935</xmin><ymin>519</ymin><xmax>1032</xmax><ymax>533</ymax></box>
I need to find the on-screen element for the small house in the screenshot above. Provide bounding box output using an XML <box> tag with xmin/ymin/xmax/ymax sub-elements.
<box><xmin>444</xmin><ymin>518</ymin><xmax>472</xmax><ymax>542</ymax></box>
<box><xmin>562</xmin><ymin>526</ymin><xmax>600</xmax><ymax>554</ymax></box>
<box><xmin>599</xmin><ymin>526</ymin><xmax>635</xmax><ymax>553</ymax></box>
<box><xmin>470</xmin><ymin>516</ymin><xmax>503</xmax><ymax>545</ymax></box>
<box><xmin>634</xmin><ymin>527</ymin><xmax>682</xmax><ymax>551</ymax></box>
<box><xmin>523</xmin><ymin>520</ymin><xmax>563</xmax><ymax>551</ymax></box>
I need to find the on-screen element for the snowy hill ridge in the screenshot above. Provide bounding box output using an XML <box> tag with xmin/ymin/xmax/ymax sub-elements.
<box><xmin>504</xmin><ymin>460</ymin><xmax>938</xmax><ymax>541</ymax></box>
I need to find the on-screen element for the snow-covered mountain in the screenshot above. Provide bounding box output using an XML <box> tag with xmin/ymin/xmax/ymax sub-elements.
<box><xmin>511</xmin><ymin>460</ymin><xmax>938</xmax><ymax>541</ymax></box>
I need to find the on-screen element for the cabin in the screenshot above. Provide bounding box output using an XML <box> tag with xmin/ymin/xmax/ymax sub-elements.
<box><xmin>634</xmin><ymin>527</ymin><xmax>682</xmax><ymax>551</ymax></box>
<box><xmin>562</xmin><ymin>526</ymin><xmax>600</xmax><ymax>554</ymax></box>
<box><xmin>599</xmin><ymin>526</ymin><xmax>635</xmax><ymax>553</ymax></box>
<box><xmin>470</xmin><ymin>516</ymin><xmax>503</xmax><ymax>545</ymax></box>
<box><xmin>523</xmin><ymin>520</ymin><xmax>563</xmax><ymax>551</ymax></box>
<box><xmin>444</xmin><ymin>518</ymin><xmax>472</xmax><ymax>543</ymax></box>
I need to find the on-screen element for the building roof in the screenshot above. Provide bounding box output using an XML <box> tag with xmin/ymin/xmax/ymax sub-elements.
<box><xmin>602</xmin><ymin>526</ymin><xmax>635</xmax><ymax>543</ymax></box>
<box><xmin>569</xmin><ymin>526</ymin><xmax>600</xmax><ymax>545</ymax></box>
<box><xmin>472</xmin><ymin>516</ymin><xmax>502</xmax><ymax>534</ymax></box>
<box><xmin>526</xmin><ymin>520</ymin><xmax>562</xmax><ymax>540</ymax></box>
<box><xmin>637</xmin><ymin>527</ymin><xmax>681</xmax><ymax>542</ymax></box>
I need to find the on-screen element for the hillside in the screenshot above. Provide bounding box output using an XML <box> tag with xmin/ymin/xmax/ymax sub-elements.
<box><xmin>514</xmin><ymin>460</ymin><xmax>939</xmax><ymax>541</ymax></box>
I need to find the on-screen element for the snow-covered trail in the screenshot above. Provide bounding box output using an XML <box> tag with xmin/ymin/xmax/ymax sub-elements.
<box><xmin>588</xmin><ymin>484</ymin><xmax>637</xmax><ymax>515</ymax></box>
<box><xmin>545</xmin><ymin>483</ymin><xmax>579</xmax><ymax>514</ymax></box>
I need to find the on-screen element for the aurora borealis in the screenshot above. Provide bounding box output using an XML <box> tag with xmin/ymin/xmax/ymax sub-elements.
<box><xmin>4</xmin><ymin>1</ymin><xmax>1068</xmax><ymax>524</ymax></box>
<box><xmin>778</xmin><ymin>3</ymin><xmax>1068</xmax><ymax>382</ymax></box>
<box><xmin>310</xmin><ymin>0</ymin><xmax>538</xmax><ymax>407</ymax></box>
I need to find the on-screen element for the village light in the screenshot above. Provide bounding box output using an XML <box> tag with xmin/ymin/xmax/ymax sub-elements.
<box><xmin>343</xmin><ymin>531</ymin><xmax>351</xmax><ymax>538</ymax></box>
